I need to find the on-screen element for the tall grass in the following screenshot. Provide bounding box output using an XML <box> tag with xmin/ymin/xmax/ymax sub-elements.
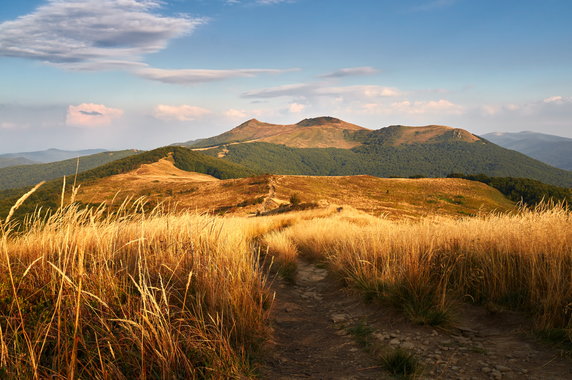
<box><xmin>264</xmin><ymin>205</ymin><xmax>572</xmax><ymax>336</ymax></box>
<box><xmin>0</xmin><ymin>199</ymin><xmax>287</xmax><ymax>378</ymax></box>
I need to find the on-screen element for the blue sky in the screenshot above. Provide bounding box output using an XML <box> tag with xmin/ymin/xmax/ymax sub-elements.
<box><xmin>1</xmin><ymin>0</ymin><xmax>571</xmax><ymax>152</ymax></box>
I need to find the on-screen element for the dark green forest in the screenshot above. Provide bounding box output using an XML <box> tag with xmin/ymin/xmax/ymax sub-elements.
<box><xmin>200</xmin><ymin>141</ymin><xmax>572</xmax><ymax>187</ymax></box>
<box><xmin>448</xmin><ymin>173</ymin><xmax>571</xmax><ymax>206</ymax></box>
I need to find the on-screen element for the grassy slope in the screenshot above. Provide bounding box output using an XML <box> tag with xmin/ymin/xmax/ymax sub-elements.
<box><xmin>74</xmin><ymin>171</ymin><xmax>514</xmax><ymax>219</ymax></box>
<box><xmin>0</xmin><ymin>146</ymin><xmax>256</xmax><ymax>218</ymax></box>
<box><xmin>0</xmin><ymin>150</ymin><xmax>140</xmax><ymax>190</ymax></box>
<box><xmin>200</xmin><ymin>141</ymin><xmax>572</xmax><ymax>187</ymax></box>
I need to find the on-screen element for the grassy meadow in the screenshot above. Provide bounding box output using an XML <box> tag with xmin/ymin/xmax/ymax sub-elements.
<box><xmin>262</xmin><ymin>205</ymin><xmax>572</xmax><ymax>335</ymax></box>
<box><xmin>0</xmin><ymin>186</ymin><xmax>570</xmax><ymax>378</ymax></box>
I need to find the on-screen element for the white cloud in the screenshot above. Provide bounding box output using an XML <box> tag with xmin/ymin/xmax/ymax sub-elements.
<box><xmin>361</xmin><ymin>99</ymin><xmax>464</xmax><ymax>115</ymax></box>
<box><xmin>288</xmin><ymin>103</ymin><xmax>305</xmax><ymax>113</ymax></box>
<box><xmin>66</xmin><ymin>103</ymin><xmax>124</xmax><ymax>127</ymax></box>
<box><xmin>136</xmin><ymin>67</ymin><xmax>297</xmax><ymax>84</ymax></box>
<box><xmin>543</xmin><ymin>96</ymin><xmax>570</xmax><ymax>104</ymax></box>
<box><xmin>153</xmin><ymin>105</ymin><xmax>211</xmax><ymax>121</ymax></box>
<box><xmin>0</xmin><ymin>122</ymin><xmax>18</xmax><ymax>129</ymax></box>
<box><xmin>224</xmin><ymin>109</ymin><xmax>249</xmax><ymax>119</ymax></box>
<box><xmin>316</xmin><ymin>85</ymin><xmax>401</xmax><ymax>98</ymax></box>
<box><xmin>0</xmin><ymin>0</ymin><xmax>295</xmax><ymax>84</ymax></box>
<box><xmin>243</xmin><ymin>83</ymin><xmax>401</xmax><ymax>99</ymax></box>
<box><xmin>320</xmin><ymin>66</ymin><xmax>378</xmax><ymax>78</ymax></box>
<box><xmin>0</xmin><ymin>0</ymin><xmax>201</xmax><ymax>71</ymax></box>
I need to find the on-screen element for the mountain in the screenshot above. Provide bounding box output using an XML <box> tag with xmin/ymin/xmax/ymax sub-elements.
<box><xmin>482</xmin><ymin>131</ymin><xmax>572</xmax><ymax>171</ymax></box>
<box><xmin>0</xmin><ymin>148</ymin><xmax>108</xmax><ymax>164</ymax></box>
<box><xmin>183</xmin><ymin>118</ymin><xmax>572</xmax><ymax>187</ymax></box>
<box><xmin>0</xmin><ymin>150</ymin><xmax>141</xmax><ymax>191</ymax></box>
<box><xmin>177</xmin><ymin>117</ymin><xmax>370</xmax><ymax>149</ymax></box>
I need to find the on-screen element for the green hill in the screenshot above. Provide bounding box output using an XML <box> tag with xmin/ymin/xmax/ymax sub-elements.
<box><xmin>199</xmin><ymin>140</ymin><xmax>572</xmax><ymax>187</ymax></box>
<box><xmin>0</xmin><ymin>146</ymin><xmax>256</xmax><ymax>219</ymax></box>
<box><xmin>0</xmin><ymin>150</ymin><xmax>141</xmax><ymax>191</ymax></box>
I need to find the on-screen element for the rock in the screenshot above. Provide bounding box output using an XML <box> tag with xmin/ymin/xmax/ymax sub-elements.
<box><xmin>495</xmin><ymin>365</ymin><xmax>511</xmax><ymax>373</ymax></box>
<box><xmin>373</xmin><ymin>332</ymin><xmax>387</xmax><ymax>340</ymax></box>
<box><xmin>490</xmin><ymin>369</ymin><xmax>502</xmax><ymax>379</ymax></box>
<box><xmin>330</xmin><ymin>313</ymin><xmax>349</xmax><ymax>324</ymax></box>
<box><xmin>390</xmin><ymin>338</ymin><xmax>400</xmax><ymax>345</ymax></box>
<box><xmin>401</xmin><ymin>342</ymin><xmax>415</xmax><ymax>350</ymax></box>
<box><xmin>482</xmin><ymin>367</ymin><xmax>492</xmax><ymax>373</ymax></box>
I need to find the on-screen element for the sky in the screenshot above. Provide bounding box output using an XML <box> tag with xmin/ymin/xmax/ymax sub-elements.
<box><xmin>0</xmin><ymin>0</ymin><xmax>571</xmax><ymax>153</ymax></box>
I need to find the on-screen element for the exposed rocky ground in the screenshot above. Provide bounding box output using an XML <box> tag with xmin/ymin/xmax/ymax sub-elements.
<box><xmin>259</xmin><ymin>260</ymin><xmax>572</xmax><ymax>379</ymax></box>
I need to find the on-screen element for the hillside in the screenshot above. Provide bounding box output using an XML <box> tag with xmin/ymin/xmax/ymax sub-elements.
<box><xmin>195</xmin><ymin>128</ymin><xmax>572</xmax><ymax>187</ymax></box>
<box><xmin>178</xmin><ymin>117</ymin><xmax>370</xmax><ymax>149</ymax></box>
<box><xmin>0</xmin><ymin>150</ymin><xmax>141</xmax><ymax>191</ymax></box>
<box><xmin>0</xmin><ymin>148</ymin><xmax>107</xmax><ymax>164</ymax></box>
<box><xmin>483</xmin><ymin>131</ymin><xmax>572</xmax><ymax>171</ymax></box>
<box><xmin>72</xmin><ymin>169</ymin><xmax>514</xmax><ymax>219</ymax></box>
<box><xmin>0</xmin><ymin>156</ymin><xmax>38</xmax><ymax>168</ymax></box>
<box><xmin>0</xmin><ymin>146</ymin><xmax>256</xmax><ymax>219</ymax></box>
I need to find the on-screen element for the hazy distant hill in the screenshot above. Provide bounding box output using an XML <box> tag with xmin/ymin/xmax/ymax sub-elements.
<box><xmin>482</xmin><ymin>131</ymin><xmax>572</xmax><ymax>171</ymax></box>
<box><xmin>0</xmin><ymin>156</ymin><xmax>38</xmax><ymax>168</ymax></box>
<box><xmin>0</xmin><ymin>150</ymin><xmax>141</xmax><ymax>191</ymax></box>
<box><xmin>0</xmin><ymin>148</ymin><xmax>108</xmax><ymax>164</ymax></box>
<box><xmin>187</xmin><ymin>118</ymin><xmax>572</xmax><ymax>187</ymax></box>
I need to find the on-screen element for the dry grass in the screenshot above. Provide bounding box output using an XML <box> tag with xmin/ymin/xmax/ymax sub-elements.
<box><xmin>0</xmin><ymin>185</ymin><xmax>569</xmax><ymax>378</ymax></box>
<box><xmin>0</xmin><ymin>197</ymin><xmax>296</xmax><ymax>378</ymax></box>
<box><xmin>264</xmin><ymin>206</ymin><xmax>572</xmax><ymax>334</ymax></box>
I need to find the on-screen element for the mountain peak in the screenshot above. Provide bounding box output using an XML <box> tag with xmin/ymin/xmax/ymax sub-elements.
<box><xmin>296</xmin><ymin>116</ymin><xmax>344</xmax><ymax>127</ymax></box>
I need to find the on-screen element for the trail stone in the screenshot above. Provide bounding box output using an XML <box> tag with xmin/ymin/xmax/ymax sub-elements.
<box><xmin>495</xmin><ymin>365</ymin><xmax>510</xmax><ymax>373</ymax></box>
<box><xmin>390</xmin><ymin>338</ymin><xmax>400</xmax><ymax>345</ymax></box>
<box><xmin>401</xmin><ymin>342</ymin><xmax>415</xmax><ymax>350</ymax></box>
<box><xmin>330</xmin><ymin>313</ymin><xmax>349</xmax><ymax>324</ymax></box>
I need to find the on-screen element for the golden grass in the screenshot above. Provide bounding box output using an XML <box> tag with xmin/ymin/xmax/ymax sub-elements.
<box><xmin>0</xmin><ymin>186</ymin><xmax>569</xmax><ymax>378</ymax></box>
<box><xmin>0</xmin><ymin>198</ymin><xmax>297</xmax><ymax>378</ymax></box>
<box><xmin>264</xmin><ymin>206</ymin><xmax>572</xmax><ymax>333</ymax></box>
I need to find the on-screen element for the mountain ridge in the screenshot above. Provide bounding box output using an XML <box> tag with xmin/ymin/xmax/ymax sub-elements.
<box><xmin>482</xmin><ymin>131</ymin><xmax>572</xmax><ymax>171</ymax></box>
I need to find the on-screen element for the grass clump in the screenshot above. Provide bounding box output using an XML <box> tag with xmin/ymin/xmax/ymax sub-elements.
<box><xmin>0</xmin><ymin>195</ymin><xmax>284</xmax><ymax>378</ymax></box>
<box><xmin>381</xmin><ymin>348</ymin><xmax>420</xmax><ymax>378</ymax></box>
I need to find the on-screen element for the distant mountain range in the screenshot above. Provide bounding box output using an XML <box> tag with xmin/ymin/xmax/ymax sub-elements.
<box><xmin>177</xmin><ymin>117</ymin><xmax>572</xmax><ymax>187</ymax></box>
<box><xmin>482</xmin><ymin>131</ymin><xmax>572</xmax><ymax>171</ymax></box>
<box><xmin>0</xmin><ymin>148</ymin><xmax>108</xmax><ymax>168</ymax></box>
<box><xmin>0</xmin><ymin>150</ymin><xmax>141</xmax><ymax>191</ymax></box>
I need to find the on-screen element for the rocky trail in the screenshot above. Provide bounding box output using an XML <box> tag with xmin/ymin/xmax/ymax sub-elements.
<box><xmin>258</xmin><ymin>260</ymin><xmax>572</xmax><ymax>379</ymax></box>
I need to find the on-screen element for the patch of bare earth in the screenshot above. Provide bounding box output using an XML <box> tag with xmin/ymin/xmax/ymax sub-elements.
<box><xmin>259</xmin><ymin>260</ymin><xmax>572</xmax><ymax>379</ymax></box>
<box><xmin>259</xmin><ymin>261</ymin><xmax>389</xmax><ymax>379</ymax></box>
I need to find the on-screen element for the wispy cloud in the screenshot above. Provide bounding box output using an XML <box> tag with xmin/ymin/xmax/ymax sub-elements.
<box><xmin>242</xmin><ymin>83</ymin><xmax>401</xmax><ymax>99</ymax></box>
<box><xmin>410</xmin><ymin>0</ymin><xmax>458</xmax><ymax>12</ymax></box>
<box><xmin>136</xmin><ymin>67</ymin><xmax>297</xmax><ymax>84</ymax></box>
<box><xmin>0</xmin><ymin>0</ymin><xmax>294</xmax><ymax>84</ymax></box>
<box><xmin>153</xmin><ymin>104</ymin><xmax>211</xmax><ymax>121</ymax></box>
<box><xmin>320</xmin><ymin>66</ymin><xmax>378</xmax><ymax>78</ymax></box>
<box><xmin>66</xmin><ymin>103</ymin><xmax>124</xmax><ymax>127</ymax></box>
<box><xmin>0</xmin><ymin>0</ymin><xmax>201</xmax><ymax>71</ymax></box>
<box><xmin>361</xmin><ymin>99</ymin><xmax>464</xmax><ymax>115</ymax></box>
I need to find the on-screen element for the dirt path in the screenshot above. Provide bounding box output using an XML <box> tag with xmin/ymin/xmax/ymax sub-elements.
<box><xmin>258</xmin><ymin>261</ymin><xmax>388</xmax><ymax>379</ymax></box>
<box><xmin>258</xmin><ymin>260</ymin><xmax>572</xmax><ymax>379</ymax></box>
